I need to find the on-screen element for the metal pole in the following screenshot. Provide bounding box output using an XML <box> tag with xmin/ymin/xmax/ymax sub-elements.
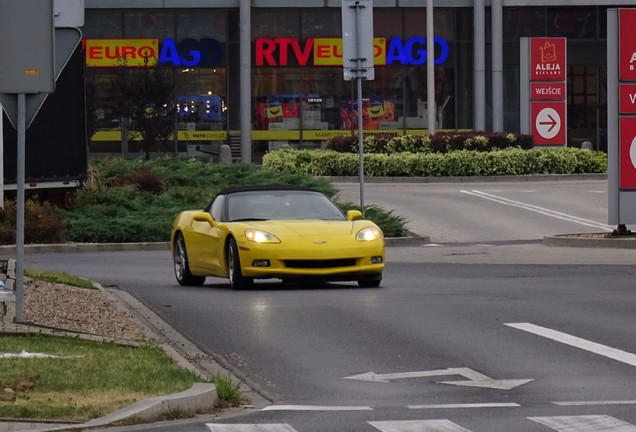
<box><xmin>15</xmin><ymin>93</ymin><xmax>26</xmax><ymax>323</ymax></box>
<box><xmin>492</xmin><ymin>0</ymin><xmax>504</xmax><ymax>132</ymax></box>
<box><xmin>355</xmin><ymin>2</ymin><xmax>365</xmax><ymax>213</ymax></box>
<box><xmin>474</xmin><ymin>0</ymin><xmax>486</xmax><ymax>131</ymax></box>
<box><xmin>0</xmin><ymin>103</ymin><xmax>3</xmax><ymax>208</ymax></box>
<box><xmin>239</xmin><ymin>0</ymin><xmax>252</xmax><ymax>163</ymax></box>
<box><xmin>426</xmin><ymin>0</ymin><xmax>435</xmax><ymax>135</ymax></box>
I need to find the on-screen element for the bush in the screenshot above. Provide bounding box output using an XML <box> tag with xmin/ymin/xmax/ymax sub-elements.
<box><xmin>57</xmin><ymin>157</ymin><xmax>407</xmax><ymax>243</ymax></box>
<box><xmin>0</xmin><ymin>199</ymin><xmax>66</xmax><ymax>245</ymax></box>
<box><xmin>262</xmin><ymin>146</ymin><xmax>608</xmax><ymax>178</ymax></box>
<box><xmin>325</xmin><ymin>131</ymin><xmax>534</xmax><ymax>154</ymax></box>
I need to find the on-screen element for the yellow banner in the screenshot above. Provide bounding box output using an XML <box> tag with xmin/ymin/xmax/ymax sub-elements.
<box><xmin>85</xmin><ymin>39</ymin><xmax>159</xmax><ymax>67</ymax></box>
<box><xmin>313</xmin><ymin>38</ymin><xmax>387</xmax><ymax>66</ymax></box>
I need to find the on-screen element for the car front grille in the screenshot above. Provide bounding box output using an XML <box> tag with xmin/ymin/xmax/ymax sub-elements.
<box><xmin>284</xmin><ymin>259</ymin><xmax>356</xmax><ymax>269</ymax></box>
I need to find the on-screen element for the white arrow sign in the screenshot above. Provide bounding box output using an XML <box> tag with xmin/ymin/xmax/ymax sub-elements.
<box><xmin>535</xmin><ymin>107</ymin><xmax>561</xmax><ymax>140</ymax></box>
<box><xmin>343</xmin><ymin>367</ymin><xmax>533</xmax><ymax>390</ymax></box>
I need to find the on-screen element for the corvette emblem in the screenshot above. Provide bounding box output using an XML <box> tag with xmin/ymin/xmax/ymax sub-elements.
<box><xmin>313</xmin><ymin>240</ymin><xmax>327</xmax><ymax>245</ymax></box>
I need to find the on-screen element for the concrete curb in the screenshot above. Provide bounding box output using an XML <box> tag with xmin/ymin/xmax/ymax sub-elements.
<box><xmin>324</xmin><ymin>173</ymin><xmax>608</xmax><ymax>183</ymax></box>
<box><xmin>543</xmin><ymin>234</ymin><xmax>636</xmax><ymax>248</ymax></box>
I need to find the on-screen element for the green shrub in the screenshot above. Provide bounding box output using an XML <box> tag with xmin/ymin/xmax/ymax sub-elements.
<box><xmin>262</xmin><ymin>147</ymin><xmax>608</xmax><ymax>178</ymax></box>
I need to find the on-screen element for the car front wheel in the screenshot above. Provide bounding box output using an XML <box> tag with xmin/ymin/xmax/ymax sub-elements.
<box><xmin>227</xmin><ymin>237</ymin><xmax>254</xmax><ymax>290</ymax></box>
<box><xmin>173</xmin><ymin>233</ymin><xmax>206</xmax><ymax>286</ymax></box>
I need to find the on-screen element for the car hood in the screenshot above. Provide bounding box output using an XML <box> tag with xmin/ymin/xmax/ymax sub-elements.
<box><xmin>240</xmin><ymin>220</ymin><xmax>358</xmax><ymax>236</ymax></box>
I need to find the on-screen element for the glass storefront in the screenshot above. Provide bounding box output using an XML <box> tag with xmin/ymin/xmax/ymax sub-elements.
<box><xmin>80</xmin><ymin>5</ymin><xmax>613</xmax><ymax>162</ymax></box>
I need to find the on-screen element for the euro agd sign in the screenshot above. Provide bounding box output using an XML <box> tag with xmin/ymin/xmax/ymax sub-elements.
<box><xmin>608</xmin><ymin>8</ymin><xmax>636</xmax><ymax>225</ymax></box>
<box><xmin>84</xmin><ymin>38</ymin><xmax>224</xmax><ymax>67</ymax></box>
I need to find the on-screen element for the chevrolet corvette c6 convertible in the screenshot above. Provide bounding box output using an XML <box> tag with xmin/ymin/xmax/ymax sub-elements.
<box><xmin>171</xmin><ymin>186</ymin><xmax>385</xmax><ymax>289</ymax></box>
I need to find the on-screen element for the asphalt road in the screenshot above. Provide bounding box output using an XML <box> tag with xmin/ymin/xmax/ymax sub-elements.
<box><xmin>7</xmin><ymin>178</ymin><xmax>636</xmax><ymax>432</ymax></box>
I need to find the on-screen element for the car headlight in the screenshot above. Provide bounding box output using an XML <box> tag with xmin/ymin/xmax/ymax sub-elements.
<box><xmin>244</xmin><ymin>229</ymin><xmax>280</xmax><ymax>243</ymax></box>
<box><xmin>356</xmin><ymin>226</ymin><xmax>382</xmax><ymax>241</ymax></box>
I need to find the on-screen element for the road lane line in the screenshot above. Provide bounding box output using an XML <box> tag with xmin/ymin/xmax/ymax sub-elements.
<box><xmin>461</xmin><ymin>190</ymin><xmax>613</xmax><ymax>231</ymax></box>
<box><xmin>207</xmin><ymin>425</ymin><xmax>299</xmax><ymax>432</ymax></box>
<box><xmin>554</xmin><ymin>400</ymin><xmax>636</xmax><ymax>406</ymax></box>
<box><xmin>261</xmin><ymin>405</ymin><xmax>373</xmax><ymax>411</ymax></box>
<box><xmin>369</xmin><ymin>420</ymin><xmax>473</xmax><ymax>431</ymax></box>
<box><xmin>529</xmin><ymin>415</ymin><xmax>636</xmax><ymax>431</ymax></box>
<box><xmin>505</xmin><ymin>323</ymin><xmax>636</xmax><ymax>367</ymax></box>
<box><xmin>408</xmin><ymin>402</ymin><xmax>520</xmax><ymax>409</ymax></box>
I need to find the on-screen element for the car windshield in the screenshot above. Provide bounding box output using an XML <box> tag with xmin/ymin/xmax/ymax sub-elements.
<box><xmin>226</xmin><ymin>190</ymin><xmax>346</xmax><ymax>221</ymax></box>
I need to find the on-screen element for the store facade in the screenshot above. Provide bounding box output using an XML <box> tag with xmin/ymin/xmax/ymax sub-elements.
<box><xmin>81</xmin><ymin>1</ymin><xmax>634</xmax><ymax>162</ymax></box>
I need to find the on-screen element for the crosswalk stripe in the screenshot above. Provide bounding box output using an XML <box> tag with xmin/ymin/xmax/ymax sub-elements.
<box><xmin>529</xmin><ymin>415</ymin><xmax>636</xmax><ymax>431</ymax></box>
<box><xmin>408</xmin><ymin>402</ymin><xmax>520</xmax><ymax>409</ymax></box>
<box><xmin>261</xmin><ymin>405</ymin><xmax>373</xmax><ymax>411</ymax></box>
<box><xmin>554</xmin><ymin>400</ymin><xmax>636</xmax><ymax>406</ymax></box>
<box><xmin>369</xmin><ymin>420</ymin><xmax>472</xmax><ymax>432</ymax></box>
<box><xmin>206</xmin><ymin>424</ymin><xmax>298</xmax><ymax>432</ymax></box>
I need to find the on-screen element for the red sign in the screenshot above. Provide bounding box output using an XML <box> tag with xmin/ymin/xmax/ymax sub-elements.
<box><xmin>620</xmin><ymin>118</ymin><xmax>636</xmax><ymax>189</ymax></box>
<box><xmin>531</xmin><ymin>101</ymin><xmax>566</xmax><ymax>145</ymax></box>
<box><xmin>620</xmin><ymin>84</ymin><xmax>636</xmax><ymax>113</ymax></box>
<box><xmin>530</xmin><ymin>38</ymin><xmax>566</xmax><ymax>82</ymax></box>
<box><xmin>531</xmin><ymin>82</ymin><xmax>566</xmax><ymax>101</ymax></box>
<box><xmin>620</xmin><ymin>9</ymin><xmax>636</xmax><ymax>82</ymax></box>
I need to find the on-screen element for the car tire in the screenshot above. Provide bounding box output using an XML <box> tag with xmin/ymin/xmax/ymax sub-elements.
<box><xmin>227</xmin><ymin>237</ymin><xmax>254</xmax><ymax>290</ymax></box>
<box><xmin>173</xmin><ymin>233</ymin><xmax>206</xmax><ymax>286</ymax></box>
<box><xmin>357</xmin><ymin>274</ymin><xmax>382</xmax><ymax>288</ymax></box>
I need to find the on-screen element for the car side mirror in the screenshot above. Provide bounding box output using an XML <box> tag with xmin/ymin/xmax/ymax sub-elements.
<box><xmin>346</xmin><ymin>210</ymin><xmax>363</xmax><ymax>221</ymax></box>
<box><xmin>193</xmin><ymin>211</ymin><xmax>215</xmax><ymax>225</ymax></box>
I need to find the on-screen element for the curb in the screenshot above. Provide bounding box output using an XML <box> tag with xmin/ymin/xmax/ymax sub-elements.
<box><xmin>325</xmin><ymin>173</ymin><xmax>608</xmax><ymax>183</ymax></box>
<box><xmin>543</xmin><ymin>234</ymin><xmax>636</xmax><ymax>248</ymax></box>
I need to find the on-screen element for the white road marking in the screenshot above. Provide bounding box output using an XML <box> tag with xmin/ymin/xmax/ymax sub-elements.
<box><xmin>343</xmin><ymin>367</ymin><xmax>532</xmax><ymax>390</ymax></box>
<box><xmin>261</xmin><ymin>405</ymin><xmax>373</xmax><ymax>411</ymax></box>
<box><xmin>206</xmin><ymin>425</ymin><xmax>298</xmax><ymax>432</ymax></box>
<box><xmin>461</xmin><ymin>190</ymin><xmax>613</xmax><ymax>231</ymax></box>
<box><xmin>554</xmin><ymin>400</ymin><xmax>636</xmax><ymax>406</ymax></box>
<box><xmin>529</xmin><ymin>415</ymin><xmax>636</xmax><ymax>431</ymax></box>
<box><xmin>369</xmin><ymin>419</ymin><xmax>472</xmax><ymax>432</ymax></box>
<box><xmin>408</xmin><ymin>402</ymin><xmax>520</xmax><ymax>409</ymax></box>
<box><xmin>505</xmin><ymin>322</ymin><xmax>636</xmax><ymax>367</ymax></box>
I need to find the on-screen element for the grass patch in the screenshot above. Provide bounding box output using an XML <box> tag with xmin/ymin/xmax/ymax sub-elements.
<box><xmin>212</xmin><ymin>373</ymin><xmax>246</xmax><ymax>408</ymax></box>
<box><xmin>0</xmin><ymin>334</ymin><xmax>201</xmax><ymax>421</ymax></box>
<box><xmin>24</xmin><ymin>269</ymin><xmax>95</xmax><ymax>289</ymax></box>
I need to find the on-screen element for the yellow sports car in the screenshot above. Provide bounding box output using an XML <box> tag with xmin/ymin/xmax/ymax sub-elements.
<box><xmin>171</xmin><ymin>185</ymin><xmax>385</xmax><ymax>289</ymax></box>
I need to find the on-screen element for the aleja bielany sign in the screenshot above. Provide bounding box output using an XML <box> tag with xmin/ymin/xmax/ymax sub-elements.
<box><xmin>530</xmin><ymin>38</ymin><xmax>566</xmax><ymax>82</ymax></box>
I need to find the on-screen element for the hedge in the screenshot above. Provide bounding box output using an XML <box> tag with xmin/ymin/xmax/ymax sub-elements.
<box><xmin>262</xmin><ymin>147</ymin><xmax>607</xmax><ymax>177</ymax></box>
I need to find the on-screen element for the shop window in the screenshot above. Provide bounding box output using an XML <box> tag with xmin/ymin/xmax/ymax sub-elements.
<box><xmin>547</xmin><ymin>7</ymin><xmax>597</xmax><ymax>39</ymax></box>
<box><xmin>503</xmin><ymin>7</ymin><xmax>545</xmax><ymax>40</ymax></box>
<box><xmin>124</xmin><ymin>11</ymin><xmax>174</xmax><ymax>39</ymax></box>
<box><xmin>83</xmin><ymin>11</ymin><xmax>123</xmax><ymax>39</ymax></box>
<box><xmin>405</xmin><ymin>8</ymin><xmax>456</xmax><ymax>41</ymax></box>
<box><xmin>301</xmin><ymin>9</ymin><xmax>340</xmax><ymax>39</ymax></box>
<box><xmin>177</xmin><ymin>10</ymin><xmax>227</xmax><ymax>41</ymax></box>
<box><xmin>374</xmin><ymin>9</ymin><xmax>403</xmax><ymax>39</ymax></box>
<box><xmin>252</xmin><ymin>10</ymin><xmax>299</xmax><ymax>40</ymax></box>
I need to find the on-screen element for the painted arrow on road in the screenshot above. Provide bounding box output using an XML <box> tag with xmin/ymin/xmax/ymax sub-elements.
<box><xmin>343</xmin><ymin>367</ymin><xmax>533</xmax><ymax>390</ymax></box>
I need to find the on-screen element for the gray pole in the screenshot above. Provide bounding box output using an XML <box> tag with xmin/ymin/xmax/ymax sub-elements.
<box><xmin>426</xmin><ymin>0</ymin><xmax>435</xmax><ymax>135</ymax></box>
<box><xmin>355</xmin><ymin>3</ymin><xmax>365</xmax><ymax>213</ymax></box>
<box><xmin>239</xmin><ymin>0</ymin><xmax>251</xmax><ymax>164</ymax></box>
<box><xmin>474</xmin><ymin>0</ymin><xmax>486</xmax><ymax>131</ymax></box>
<box><xmin>492</xmin><ymin>0</ymin><xmax>503</xmax><ymax>132</ymax></box>
<box><xmin>0</xmin><ymin>102</ymin><xmax>3</xmax><ymax>208</ymax></box>
<box><xmin>15</xmin><ymin>93</ymin><xmax>25</xmax><ymax>322</ymax></box>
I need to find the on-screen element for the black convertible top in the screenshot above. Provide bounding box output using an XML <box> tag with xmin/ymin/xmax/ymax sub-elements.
<box><xmin>218</xmin><ymin>185</ymin><xmax>318</xmax><ymax>195</ymax></box>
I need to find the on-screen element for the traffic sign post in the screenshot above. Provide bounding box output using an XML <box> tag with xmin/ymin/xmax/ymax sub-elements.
<box><xmin>0</xmin><ymin>0</ymin><xmax>83</xmax><ymax>322</ymax></box>
<box><xmin>341</xmin><ymin>0</ymin><xmax>374</xmax><ymax>214</ymax></box>
<box><xmin>608</xmin><ymin>8</ymin><xmax>636</xmax><ymax>229</ymax></box>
